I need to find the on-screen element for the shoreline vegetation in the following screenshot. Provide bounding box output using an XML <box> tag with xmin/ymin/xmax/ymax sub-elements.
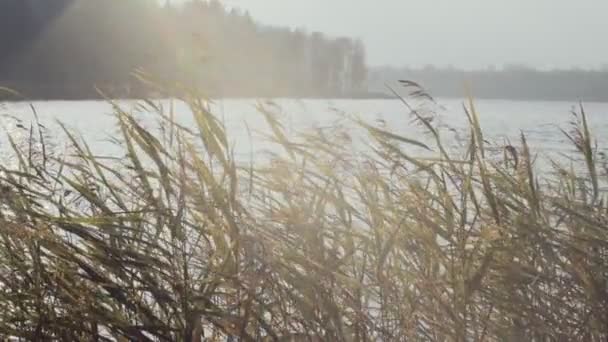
<box><xmin>0</xmin><ymin>81</ymin><xmax>607</xmax><ymax>340</ymax></box>
<box><xmin>0</xmin><ymin>0</ymin><xmax>367</xmax><ymax>102</ymax></box>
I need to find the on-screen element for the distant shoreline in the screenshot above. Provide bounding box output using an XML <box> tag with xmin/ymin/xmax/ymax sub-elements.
<box><xmin>369</xmin><ymin>67</ymin><xmax>608</xmax><ymax>103</ymax></box>
<box><xmin>1</xmin><ymin>85</ymin><xmax>607</xmax><ymax>104</ymax></box>
<box><xmin>2</xmin><ymin>95</ymin><xmax>607</xmax><ymax>104</ymax></box>
<box><xmin>0</xmin><ymin>87</ymin><xmax>395</xmax><ymax>102</ymax></box>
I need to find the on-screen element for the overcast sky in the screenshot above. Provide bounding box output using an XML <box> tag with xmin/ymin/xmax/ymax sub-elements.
<box><xmin>217</xmin><ymin>0</ymin><xmax>607</xmax><ymax>70</ymax></box>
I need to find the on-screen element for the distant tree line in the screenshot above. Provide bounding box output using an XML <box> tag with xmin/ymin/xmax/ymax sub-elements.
<box><xmin>0</xmin><ymin>0</ymin><xmax>368</xmax><ymax>99</ymax></box>
<box><xmin>369</xmin><ymin>65</ymin><xmax>608</xmax><ymax>102</ymax></box>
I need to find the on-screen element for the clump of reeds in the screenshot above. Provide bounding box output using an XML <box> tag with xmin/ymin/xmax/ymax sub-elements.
<box><xmin>0</xmin><ymin>81</ymin><xmax>606</xmax><ymax>341</ymax></box>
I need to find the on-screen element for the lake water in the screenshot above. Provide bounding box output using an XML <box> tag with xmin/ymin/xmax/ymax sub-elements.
<box><xmin>0</xmin><ymin>98</ymin><xmax>607</xmax><ymax>163</ymax></box>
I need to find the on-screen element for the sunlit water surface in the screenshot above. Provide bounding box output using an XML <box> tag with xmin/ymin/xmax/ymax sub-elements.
<box><xmin>0</xmin><ymin>98</ymin><xmax>607</xmax><ymax>168</ymax></box>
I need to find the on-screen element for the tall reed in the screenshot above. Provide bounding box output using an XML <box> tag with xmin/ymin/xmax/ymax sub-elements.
<box><xmin>0</xmin><ymin>82</ymin><xmax>605</xmax><ymax>341</ymax></box>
